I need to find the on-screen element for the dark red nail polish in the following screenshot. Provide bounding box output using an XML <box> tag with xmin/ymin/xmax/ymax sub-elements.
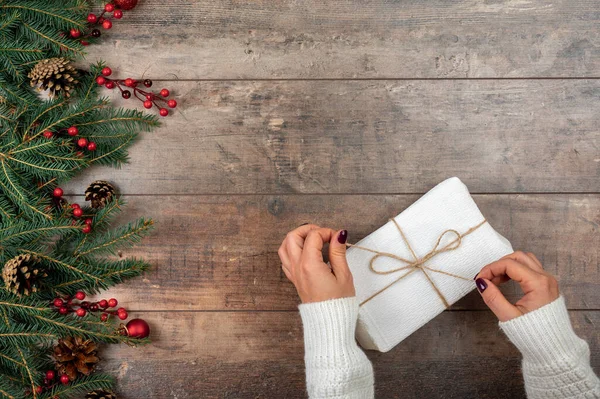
<box><xmin>475</xmin><ymin>278</ymin><xmax>487</xmax><ymax>293</ymax></box>
<box><xmin>338</xmin><ymin>230</ymin><xmax>348</xmax><ymax>244</ymax></box>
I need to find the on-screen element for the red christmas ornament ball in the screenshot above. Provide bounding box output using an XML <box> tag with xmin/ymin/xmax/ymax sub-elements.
<box><xmin>82</xmin><ymin>225</ymin><xmax>92</xmax><ymax>234</ymax></box>
<box><xmin>102</xmin><ymin>19</ymin><xmax>113</xmax><ymax>30</ymax></box>
<box><xmin>114</xmin><ymin>0</ymin><xmax>138</xmax><ymax>10</ymax></box>
<box><xmin>96</xmin><ymin>76</ymin><xmax>106</xmax><ymax>85</ymax></box>
<box><xmin>101</xmin><ymin>67</ymin><xmax>112</xmax><ymax>76</ymax></box>
<box><xmin>87</xmin><ymin>13</ymin><xmax>97</xmax><ymax>23</ymax></box>
<box><xmin>125</xmin><ymin>318</ymin><xmax>150</xmax><ymax>338</ymax></box>
<box><xmin>77</xmin><ymin>138</ymin><xmax>88</xmax><ymax>148</ymax></box>
<box><xmin>143</xmin><ymin>100</ymin><xmax>153</xmax><ymax>109</ymax></box>
<box><xmin>67</xmin><ymin>126</ymin><xmax>78</xmax><ymax>136</ymax></box>
<box><xmin>160</xmin><ymin>88</ymin><xmax>170</xmax><ymax>97</ymax></box>
<box><xmin>52</xmin><ymin>187</ymin><xmax>63</xmax><ymax>197</ymax></box>
<box><xmin>168</xmin><ymin>99</ymin><xmax>177</xmax><ymax>108</ymax></box>
<box><xmin>75</xmin><ymin>291</ymin><xmax>86</xmax><ymax>300</ymax></box>
<box><xmin>73</xmin><ymin>207</ymin><xmax>83</xmax><ymax>218</ymax></box>
<box><xmin>159</xmin><ymin>108</ymin><xmax>168</xmax><ymax>117</ymax></box>
<box><xmin>87</xmin><ymin>142</ymin><xmax>97</xmax><ymax>151</ymax></box>
<box><xmin>105</xmin><ymin>3</ymin><xmax>115</xmax><ymax>12</ymax></box>
<box><xmin>114</xmin><ymin>9</ymin><xmax>124</xmax><ymax>19</ymax></box>
<box><xmin>60</xmin><ymin>374</ymin><xmax>69</xmax><ymax>385</ymax></box>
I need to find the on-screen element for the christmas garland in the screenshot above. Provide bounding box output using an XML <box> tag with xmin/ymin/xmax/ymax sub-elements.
<box><xmin>0</xmin><ymin>1</ymin><xmax>171</xmax><ymax>397</ymax></box>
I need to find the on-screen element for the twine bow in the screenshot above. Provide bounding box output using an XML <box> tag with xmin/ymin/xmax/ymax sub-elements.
<box><xmin>347</xmin><ymin>219</ymin><xmax>487</xmax><ymax>307</ymax></box>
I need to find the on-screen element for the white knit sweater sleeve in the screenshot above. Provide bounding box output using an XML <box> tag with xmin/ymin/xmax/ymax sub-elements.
<box><xmin>299</xmin><ymin>297</ymin><xmax>374</xmax><ymax>399</ymax></box>
<box><xmin>500</xmin><ymin>296</ymin><xmax>600</xmax><ymax>398</ymax></box>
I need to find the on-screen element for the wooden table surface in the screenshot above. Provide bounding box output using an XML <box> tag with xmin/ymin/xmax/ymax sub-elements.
<box><xmin>67</xmin><ymin>1</ymin><xmax>600</xmax><ymax>397</ymax></box>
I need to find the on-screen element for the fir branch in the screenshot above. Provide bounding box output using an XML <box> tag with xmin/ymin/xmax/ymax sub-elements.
<box><xmin>75</xmin><ymin>218</ymin><xmax>154</xmax><ymax>258</ymax></box>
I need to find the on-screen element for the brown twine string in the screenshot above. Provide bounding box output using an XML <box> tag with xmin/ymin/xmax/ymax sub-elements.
<box><xmin>346</xmin><ymin>219</ymin><xmax>488</xmax><ymax>307</ymax></box>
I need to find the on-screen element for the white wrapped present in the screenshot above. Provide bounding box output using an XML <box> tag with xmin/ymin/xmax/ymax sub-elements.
<box><xmin>346</xmin><ymin>177</ymin><xmax>513</xmax><ymax>352</ymax></box>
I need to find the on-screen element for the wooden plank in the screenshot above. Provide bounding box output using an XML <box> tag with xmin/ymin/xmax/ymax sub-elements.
<box><xmin>66</xmin><ymin>80</ymin><xmax>600</xmax><ymax>194</ymax></box>
<box><xmin>103</xmin><ymin>310</ymin><xmax>600</xmax><ymax>398</ymax></box>
<box><xmin>78</xmin><ymin>194</ymin><xmax>600</xmax><ymax>311</ymax></box>
<box><xmin>84</xmin><ymin>1</ymin><xmax>600</xmax><ymax>79</ymax></box>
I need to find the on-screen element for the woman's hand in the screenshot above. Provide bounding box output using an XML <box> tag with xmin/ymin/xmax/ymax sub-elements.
<box><xmin>475</xmin><ymin>251</ymin><xmax>560</xmax><ymax>322</ymax></box>
<box><xmin>278</xmin><ymin>224</ymin><xmax>355</xmax><ymax>303</ymax></box>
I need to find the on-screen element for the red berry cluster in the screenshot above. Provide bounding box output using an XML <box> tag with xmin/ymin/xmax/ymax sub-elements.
<box><xmin>52</xmin><ymin>291</ymin><xmax>129</xmax><ymax>321</ymax></box>
<box><xmin>71</xmin><ymin>3</ymin><xmax>128</xmax><ymax>46</ymax></box>
<box><xmin>52</xmin><ymin>188</ymin><xmax>94</xmax><ymax>233</ymax></box>
<box><xmin>96</xmin><ymin>67</ymin><xmax>177</xmax><ymax>116</ymax></box>
<box><xmin>32</xmin><ymin>369</ymin><xmax>71</xmax><ymax>394</ymax></box>
<box><xmin>43</xmin><ymin>125</ymin><xmax>97</xmax><ymax>152</ymax></box>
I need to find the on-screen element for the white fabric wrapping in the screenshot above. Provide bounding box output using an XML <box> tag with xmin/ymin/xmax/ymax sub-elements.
<box><xmin>346</xmin><ymin>177</ymin><xmax>513</xmax><ymax>352</ymax></box>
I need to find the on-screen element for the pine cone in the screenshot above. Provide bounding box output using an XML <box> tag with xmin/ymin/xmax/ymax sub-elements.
<box><xmin>85</xmin><ymin>180</ymin><xmax>116</xmax><ymax>209</ymax></box>
<box><xmin>28</xmin><ymin>57</ymin><xmax>79</xmax><ymax>98</ymax></box>
<box><xmin>2</xmin><ymin>254</ymin><xmax>46</xmax><ymax>296</ymax></box>
<box><xmin>85</xmin><ymin>389</ymin><xmax>117</xmax><ymax>399</ymax></box>
<box><xmin>53</xmin><ymin>336</ymin><xmax>99</xmax><ymax>380</ymax></box>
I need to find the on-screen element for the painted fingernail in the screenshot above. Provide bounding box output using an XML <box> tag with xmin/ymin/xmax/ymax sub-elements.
<box><xmin>338</xmin><ymin>230</ymin><xmax>348</xmax><ymax>244</ymax></box>
<box><xmin>475</xmin><ymin>278</ymin><xmax>487</xmax><ymax>293</ymax></box>
<box><xmin>474</xmin><ymin>273</ymin><xmax>478</xmax><ymax>280</ymax></box>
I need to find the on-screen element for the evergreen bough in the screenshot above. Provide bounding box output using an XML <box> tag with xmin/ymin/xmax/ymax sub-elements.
<box><xmin>0</xmin><ymin>1</ymin><xmax>158</xmax><ymax>397</ymax></box>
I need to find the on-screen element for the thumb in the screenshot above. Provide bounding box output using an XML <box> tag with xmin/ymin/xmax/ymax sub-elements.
<box><xmin>329</xmin><ymin>229</ymin><xmax>351</xmax><ymax>278</ymax></box>
<box><xmin>475</xmin><ymin>278</ymin><xmax>522</xmax><ymax>322</ymax></box>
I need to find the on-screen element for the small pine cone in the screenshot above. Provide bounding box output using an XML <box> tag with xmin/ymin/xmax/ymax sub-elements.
<box><xmin>85</xmin><ymin>389</ymin><xmax>117</xmax><ymax>399</ymax></box>
<box><xmin>85</xmin><ymin>180</ymin><xmax>116</xmax><ymax>209</ymax></box>
<box><xmin>28</xmin><ymin>57</ymin><xmax>79</xmax><ymax>98</ymax></box>
<box><xmin>53</xmin><ymin>336</ymin><xmax>99</xmax><ymax>380</ymax></box>
<box><xmin>2</xmin><ymin>254</ymin><xmax>46</xmax><ymax>296</ymax></box>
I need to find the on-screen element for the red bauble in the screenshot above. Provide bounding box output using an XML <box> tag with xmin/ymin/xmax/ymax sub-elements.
<box><xmin>105</xmin><ymin>81</ymin><xmax>115</xmax><ymax>89</ymax></box>
<box><xmin>167</xmin><ymin>99</ymin><xmax>177</xmax><ymax>108</ymax></box>
<box><xmin>114</xmin><ymin>0</ymin><xmax>138</xmax><ymax>10</ymax></box>
<box><xmin>43</xmin><ymin>130</ymin><xmax>53</xmax><ymax>138</ymax></box>
<box><xmin>87</xmin><ymin>13</ymin><xmax>97</xmax><ymax>23</ymax></box>
<box><xmin>102</xmin><ymin>20</ymin><xmax>113</xmax><ymax>30</ymax></box>
<box><xmin>67</xmin><ymin>126</ymin><xmax>78</xmax><ymax>136</ymax></box>
<box><xmin>87</xmin><ymin>142</ymin><xmax>97</xmax><ymax>151</ymax></box>
<box><xmin>77</xmin><ymin>138</ymin><xmax>88</xmax><ymax>148</ymax></box>
<box><xmin>125</xmin><ymin>318</ymin><xmax>150</xmax><ymax>338</ymax></box>
<box><xmin>101</xmin><ymin>67</ymin><xmax>112</xmax><ymax>76</ymax></box>
<box><xmin>96</xmin><ymin>76</ymin><xmax>106</xmax><ymax>85</ymax></box>
<box><xmin>73</xmin><ymin>208</ymin><xmax>83</xmax><ymax>218</ymax></box>
<box><xmin>114</xmin><ymin>9</ymin><xmax>124</xmax><ymax>19</ymax></box>
<box><xmin>159</xmin><ymin>89</ymin><xmax>170</xmax><ymax>97</ymax></box>
<box><xmin>159</xmin><ymin>108</ymin><xmax>168</xmax><ymax>117</ymax></box>
<box><xmin>52</xmin><ymin>187</ymin><xmax>63</xmax><ymax>197</ymax></box>
<box><xmin>108</xmin><ymin>298</ymin><xmax>118</xmax><ymax>308</ymax></box>
<box><xmin>60</xmin><ymin>374</ymin><xmax>69</xmax><ymax>385</ymax></box>
<box><xmin>105</xmin><ymin>3</ymin><xmax>115</xmax><ymax>12</ymax></box>
<box><xmin>143</xmin><ymin>100</ymin><xmax>153</xmax><ymax>109</ymax></box>
<box><xmin>70</xmin><ymin>28</ymin><xmax>81</xmax><ymax>38</ymax></box>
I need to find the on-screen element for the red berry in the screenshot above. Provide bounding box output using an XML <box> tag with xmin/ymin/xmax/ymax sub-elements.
<box><xmin>143</xmin><ymin>79</ymin><xmax>152</xmax><ymax>87</ymax></box>
<box><xmin>145</xmin><ymin>94</ymin><xmax>153</xmax><ymax>100</ymax></box>
<box><xmin>108</xmin><ymin>298</ymin><xmax>118</xmax><ymax>308</ymax></box>
<box><xmin>60</xmin><ymin>374</ymin><xmax>69</xmax><ymax>385</ymax></box>
<box><xmin>96</xmin><ymin>76</ymin><xmax>106</xmax><ymax>85</ymax></box>
<box><xmin>81</xmin><ymin>40</ymin><xmax>90</xmax><ymax>46</ymax></box>
<box><xmin>76</xmin><ymin>308</ymin><xmax>86</xmax><ymax>317</ymax></box>
<box><xmin>46</xmin><ymin>370</ymin><xmax>55</xmax><ymax>380</ymax></box>
<box><xmin>77</xmin><ymin>138</ymin><xmax>88</xmax><ymax>148</ymax></box>
<box><xmin>102</xmin><ymin>19</ymin><xmax>112</xmax><ymax>29</ymax></box>
<box><xmin>118</xmin><ymin>310</ymin><xmax>128</xmax><ymax>320</ymax></box>
<box><xmin>160</xmin><ymin>89</ymin><xmax>170</xmax><ymax>97</ymax></box>
<box><xmin>159</xmin><ymin>108</ymin><xmax>168</xmax><ymax>117</ymax></box>
<box><xmin>87</xmin><ymin>13</ymin><xmax>97</xmax><ymax>23</ymax></box>
<box><xmin>70</xmin><ymin>28</ymin><xmax>81</xmax><ymax>38</ymax></box>
<box><xmin>75</xmin><ymin>291</ymin><xmax>86</xmax><ymax>300</ymax></box>
<box><xmin>35</xmin><ymin>386</ymin><xmax>43</xmax><ymax>394</ymax></box>
<box><xmin>167</xmin><ymin>99</ymin><xmax>177</xmax><ymax>108</ymax></box>
<box><xmin>114</xmin><ymin>9</ymin><xmax>123</xmax><ymax>19</ymax></box>
<box><xmin>124</xmin><ymin>78</ymin><xmax>135</xmax><ymax>87</ymax></box>
<box><xmin>104</xmin><ymin>3</ymin><xmax>115</xmax><ymax>12</ymax></box>
<box><xmin>143</xmin><ymin>100</ymin><xmax>153</xmax><ymax>109</ymax></box>
<box><xmin>122</xmin><ymin>90</ymin><xmax>131</xmax><ymax>99</ymax></box>
<box><xmin>52</xmin><ymin>187</ymin><xmax>63</xmax><ymax>197</ymax></box>
<box><xmin>53</xmin><ymin>298</ymin><xmax>64</xmax><ymax>307</ymax></box>
<box><xmin>43</xmin><ymin>130</ymin><xmax>53</xmax><ymax>138</ymax></box>
<box><xmin>98</xmin><ymin>16</ymin><xmax>105</xmax><ymax>24</ymax></box>
<box><xmin>101</xmin><ymin>67</ymin><xmax>112</xmax><ymax>76</ymax></box>
<box><xmin>87</xmin><ymin>142</ymin><xmax>97</xmax><ymax>151</ymax></box>
<box><xmin>71</xmin><ymin>203</ymin><xmax>80</xmax><ymax>209</ymax></box>
<box><xmin>90</xmin><ymin>303</ymin><xmax>99</xmax><ymax>311</ymax></box>
<box><xmin>117</xmin><ymin>307</ymin><xmax>126</xmax><ymax>313</ymax></box>
<box><xmin>105</xmin><ymin>81</ymin><xmax>115</xmax><ymax>89</ymax></box>
<box><xmin>82</xmin><ymin>225</ymin><xmax>92</xmax><ymax>234</ymax></box>
<box><xmin>67</xmin><ymin>126</ymin><xmax>78</xmax><ymax>136</ymax></box>
<box><xmin>85</xmin><ymin>218</ymin><xmax>93</xmax><ymax>225</ymax></box>
<box><xmin>73</xmin><ymin>208</ymin><xmax>83</xmax><ymax>218</ymax></box>
<box><xmin>101</xmin><ymin>313</ymin><xmax>109</xmax><ymax>321</ymax></box>
<box><xmin>99</xmin><ymin>299</ymin><xmax>108</xmax><ymax>308</ymax></box>
<box><xmin>59</xmin><ymin>306</ymin><xmax>69</xmax><ymax>315</ymax></box>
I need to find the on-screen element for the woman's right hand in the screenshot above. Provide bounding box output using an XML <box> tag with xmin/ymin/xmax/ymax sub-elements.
<box><xmin>474</xmin><ymin>251</ymin><xmax>560</xmax><ymax>322</ymax></box>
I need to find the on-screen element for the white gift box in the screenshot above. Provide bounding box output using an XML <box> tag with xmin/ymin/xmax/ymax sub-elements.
<box><xmin>346</xmin><ymin>177</ymin><xmax>513</xmax><ymax>352</ymax></box>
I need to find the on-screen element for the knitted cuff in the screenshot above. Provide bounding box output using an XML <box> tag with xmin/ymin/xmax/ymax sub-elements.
<box><xmin>499</xmin><ymin>296</ymin><xmax>587</xmax><ymax>365</ymax></box>
<box><xmin>299</xmin><ymin>297</ymin><xmax>364</xmax><ymax>367</ymax></box>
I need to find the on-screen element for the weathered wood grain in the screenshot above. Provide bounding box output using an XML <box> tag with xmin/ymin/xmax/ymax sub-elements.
<box><xmin>66</xmin><ymin>80</ymin><xmax>600</xmax><ymax>194</ymax></box>
<box><xmin>103</xmin><ymin>310</ymin><xmax>600</xmax><ymax>398</ymax></box>
<box><xmin>84</xmin><ymin>0</ymin><xmax>600</xmax><ymax>79</ymax></box>
<box><xmin>78</xmin><ymin>194</ymin><xmax>599</xmax><ymax>311</ymax></box>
